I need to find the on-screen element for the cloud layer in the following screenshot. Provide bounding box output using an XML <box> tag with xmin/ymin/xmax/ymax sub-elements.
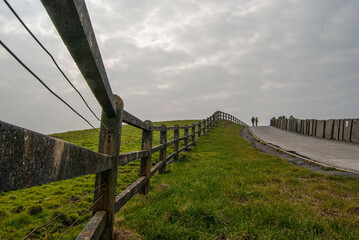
<box><xmin>1</xmin><ymin>0</ymin><xmax>358</xmax><ymax>133</ymax></box>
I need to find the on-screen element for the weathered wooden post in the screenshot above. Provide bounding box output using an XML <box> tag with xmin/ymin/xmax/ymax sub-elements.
<box><xmin>191</xmin><ymin>123</ymin><xmax>196</xmax><ymax>145</ymax></box>
<box><xmin>203</xmin><ymin>119</ymin><xmax>206</xmax><ymax>135</ymax></box>
<box><xmin>198</xmin><ymin>122</ymin><xmax>202</xmax><ymax>138</ymax></box>
<box><xmin>173</xmin><ymin>124</ymin><xmax>179</xmax><ymax>161</ymax></box>
<box><xmin>159</xmin><ymin>124</ymin><xmax>167</xmax><ymax>174</ymax></box>
<box><xmin>184</xmin><ymin>124</ymin><xmax>189</xmax><ymax>150</ymax></box>
<box><xmin>92</xmin><ymin>95</ymin><xmax>123</xmax><ymax>239</ymax></box>
<box><xmin>140</xmin><ymin>120</ymin><xmax>153</xmax><ymax>194</ymax></box>
<box><xmin>207</xmin><ymin>117</ymin><xmax>210</xmax><ymax>131</ymax></box>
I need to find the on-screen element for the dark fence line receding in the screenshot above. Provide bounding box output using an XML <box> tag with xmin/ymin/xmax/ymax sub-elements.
<box><xmin>1</xmin><ymin>1</ymin><xmax>247</xmax><ymax>239</ymax></box>
<box><xmin>0</xmin><ymin>110</ymin><xmax>244</xmax><ymax>239</ymax></box>
<box><xmin>270</xmin><ymin>117</ymin><xmax>359</xmax><ymax>144</ymax></box>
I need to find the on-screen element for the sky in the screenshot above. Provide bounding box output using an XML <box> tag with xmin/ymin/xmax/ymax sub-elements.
<box><xmin>1</xmin><ymin>0</ymin><xmax>359</xmax><ymax>134</ymax></box>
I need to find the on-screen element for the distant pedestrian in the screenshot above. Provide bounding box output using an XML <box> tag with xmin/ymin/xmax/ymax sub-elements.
<box><xmin>255</xmin><ymin>117</ymin><xmax>258</xmax><ymax>126</ymax></box>
<box><xmin>251</xmin><ymin>116</ymin><xmax>255</xmax><ymax>126</ymax></box>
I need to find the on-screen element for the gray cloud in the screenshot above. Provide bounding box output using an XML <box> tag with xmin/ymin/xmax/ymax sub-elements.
<box><xmin>1</xmin><ymin>0</ymin><xmax>358</xmax><ymax>134</ymax></box>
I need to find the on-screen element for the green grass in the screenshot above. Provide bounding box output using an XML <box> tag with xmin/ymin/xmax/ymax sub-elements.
<box><xmin>1</xmin><ymin>120</ymin><xmax>359</xmax><ymax>239</ymax></box>
<box><xmin>114</xmin><ymin>121</ymin><xmax>359</xmax><ymax>239</ymax></box>
<box><xmin>0</xmin><ymin>119</ymin><xmax>199</xmax><ymax>240</ymax></box>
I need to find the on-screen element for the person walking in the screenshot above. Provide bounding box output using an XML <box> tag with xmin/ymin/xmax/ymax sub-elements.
<box><xmin>255</xmin><ymin>117</ymin><xmax>258</xmax><ymax>126</ymax></box>
<box><xmin>251</xmin><ymin>116</ymin><xmax>255</xmax><ymax>126</ymax></box>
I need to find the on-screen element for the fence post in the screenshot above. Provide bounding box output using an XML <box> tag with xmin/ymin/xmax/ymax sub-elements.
<box><xmin>173</xmin><ymin>124</ymin><xmax>179</xmax><ymax>161</ymax></box>
<box><xmin>159</xmin><ymin>124</ymin><xmax>167</xmax><ymax>174</ymax></box>
<box><xmin>207</xmin><ymin>117</ymin><xmax>210</xmax><ymax>131</ymax></box>
<box><xmin>93</xmin><ymin>95</ymin><xmax>123</xmax><ymax>239</ymax></box>
<box><xmin>198</xmin><ymin>122</ymin><xmax>202</xmax><ymax>138</ymax></box>
<box><xmin>140</xmin><ymin>120</ymin><xmax>153</xmax><ymax>194</ymax></box>
<box><xmin>191</xmin><ymin>123</ymin><xmax>196</xmax><ymax>145</ymax></box>
<box><xmin>203</xmin><ymin>119</ymin><xmax>206</xmax><ymax>135</ymax></box>
<box><xmin>184</xmin><ymin>124</ymin><xmax>189</xmax><ymax>151</ymax></box>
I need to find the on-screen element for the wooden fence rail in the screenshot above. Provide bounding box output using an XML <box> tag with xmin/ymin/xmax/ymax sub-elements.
<box><xmin>0</xmin><ymin>111</ymin><xmax>244</xmax><ymax>239</ymax></box>
<box><xmin>1</xmin><ymin>1</ymin><xmax>247</xmax><ymax>239</ymax></box>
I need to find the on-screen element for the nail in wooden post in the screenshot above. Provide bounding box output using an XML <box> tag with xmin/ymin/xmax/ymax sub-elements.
<box><xmin>191</xmin><ymin>123</ymin><xmax>196</xmax><ymax>145</ymax></box>
<box><xmin>93</xmin><ymin>95</ymin><xmax>123</xmax><ymax>239</ymax></box>
<box><xmin>140</xmin><ymin>120</ymin><xmax>153</xmax><ymax>194</ymax></box>
<box><xmin>173</xmin><ymin>124</ymin><xmax>179</xmax><ymax>161</ymax></box>
<box><xmin>184</xmin><ymin>124</ymin><xmax>189</xmax><ymax>151</ymax></box>
<box><xmin>159</xmin><ymin>124</ymin><xmax>167</xmax><ymax>174</ymax></box>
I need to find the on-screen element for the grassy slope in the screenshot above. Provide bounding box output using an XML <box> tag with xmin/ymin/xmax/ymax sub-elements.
<box><xmin>115</xmin><ymin>121</ymin><xmax>359</xmax><ymax>239</ymax></box>
<box><xmin>0</xmin><ymin>120</ymin><xmax>198</xmax><ymax>240</ymax></box>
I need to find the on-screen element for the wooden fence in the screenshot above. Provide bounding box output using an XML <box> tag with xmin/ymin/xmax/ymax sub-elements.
<box><xmin>0</xmin><ymin>111</ymin><xmax>243</xmax><ymax>239</ymax></box>
<box><xmin>0</xmin><ymin>1</ymin><xmax>246</xmax><ymax>239</ymax></box>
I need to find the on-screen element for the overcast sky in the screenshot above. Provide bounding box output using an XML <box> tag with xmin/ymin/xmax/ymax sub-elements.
<box><xmin>1</xmin><ymin>0</ymin><xmax>358</xmax><ymax>134</ymax></box>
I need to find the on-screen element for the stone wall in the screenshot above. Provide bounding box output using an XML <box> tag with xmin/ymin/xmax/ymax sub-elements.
<box><xmin>270</xmin><ymin>117</ymin><xmax>359</xmax><ymax>144</ymax></box>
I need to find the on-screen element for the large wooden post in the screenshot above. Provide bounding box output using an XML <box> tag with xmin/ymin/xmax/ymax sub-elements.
<box><xmin>140</xmin><ymin>120</ymin><xmax>153</xmax><ymax>194</ymax></box>
<box><xmin>191</xmin><ymin>124</ymin><xmax>196</xmax><ymax>145</ymax></box>
<box><xmin>203</xmin><ymin>119</ymin><xmax>206</xmax><ymax>135</ymax></box>
<box><xmin>173</xmin><ymin>125</ymin><xmax>179</xmax><ymax>161</ymax></box>
<box><xmin>93</xmin><ymin>95</ymin><xmax>123</xmax><ymax>239</ymax></box>
<box><xmin>159</xmin><ymin>124</ymin><xmax>167</xmax><ymax>174</ymax></box>
<box><xmin>198</xmin><ymin>122</ymin><xmax>202</xmax><ymax>138</ymax></box>
<box><xmin>184</xmin><ymin>124</ymin><xmax>189</xmax><ymax>151</ymax></box>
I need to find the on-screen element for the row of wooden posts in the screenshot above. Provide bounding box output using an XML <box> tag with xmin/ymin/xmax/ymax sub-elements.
<box><xmin>80</xmin><ymin>109</ymin><xmax>245</xmax><ymax>239</ymax></box>
<box><xmin>0</xmin><ymin>110</ymin><xmax>245</xmax><ymax>239</ymax></box>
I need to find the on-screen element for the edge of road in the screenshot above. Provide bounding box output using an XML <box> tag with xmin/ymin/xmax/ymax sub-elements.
<box><xmin>247</xmin><ymin>126</ymin><xmax>359</xmax><ymax>175</ymax></box>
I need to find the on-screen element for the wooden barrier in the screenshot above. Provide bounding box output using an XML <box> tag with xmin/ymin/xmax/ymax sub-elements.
<box><xmin>1</xmin><ymin>0</ymin><xmax>247</xmax><ymax>238</ymax></box>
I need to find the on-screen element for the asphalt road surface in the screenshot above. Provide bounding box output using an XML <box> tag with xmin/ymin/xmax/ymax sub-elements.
<box><xmin>250</xmin><ymin>126</ymin><xmax>359</xmax><ymax>173</ymax></box>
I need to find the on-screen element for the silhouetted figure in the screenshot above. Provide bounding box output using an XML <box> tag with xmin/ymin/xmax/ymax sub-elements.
<box><xmin>251</xmin><ymin>116</ymin><xmax>255</xmax><ymax>126</ymax></box>
<box><xmin>255</xmin><ymin>117</ymin><xmax>258</xmax><ymax>126</ymax></box>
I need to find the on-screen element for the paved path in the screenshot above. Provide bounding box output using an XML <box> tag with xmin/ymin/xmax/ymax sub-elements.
<box><xmin>250</xmin><ymin>126</ymin><xmax>359</xmax><ymax>173</ymax></box>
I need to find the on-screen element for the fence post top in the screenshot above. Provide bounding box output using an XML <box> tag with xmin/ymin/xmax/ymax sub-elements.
<box><xmin>160</xmin><ymin>123</ymin><xmax>167</xmax><ymax>130</ymax></box>
<box><xmin>144</xmin><ymin>120</ymin><xmax>153</xmax><ymax>130</ymax></box>
<box><xmin>113</xmin><ymin>94</ymin><xmax>124</xmax><ymax>111</ymax></box>
<box><xmin>174</xmin><ymin>124</ymin><xmax>179</xmax><ymax>130</ymax></box>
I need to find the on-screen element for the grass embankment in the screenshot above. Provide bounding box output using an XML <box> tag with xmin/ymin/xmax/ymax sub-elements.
<box><xmin>0</xmin><ymin>120</ymin><xmax>198</xmax><ymax>240</ymax></box>
<box><xmin>115</xmin><ymin>122</ymin><xmax>359</xmax><ymax>239</ymax></box>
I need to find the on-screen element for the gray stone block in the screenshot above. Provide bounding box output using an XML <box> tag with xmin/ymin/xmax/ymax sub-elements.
<box><xmin>297</xmin><ymin>120</ymin><xmax>302</xmax><ymax>133</ymax></box>
<box><xmin>350</xmin><ymin>119</ymin><xmax>359</xmax><ymax>143</ymax></box>
<box><xmin>306</xmin><ymin>120</ymin><xmax>310</xmax><ymax>135</ymax></box>
<box><xmin>339</xmin><ymin>120</ymin><xmax>344</xmax><ymax>141</ymax></box>
<box><xmin>333</xmin><ymin>120</ymin><xmax>340</xmax><ymax>140</ymax></box>
<box><xmin>324</xmin><ymin>119</ymin><xmax>334</xmax><ymax>139</ymax></box>
<box><xmin>343</xmin><ymin>119</ymin><xmax>352</xmax><ymax>142</ymax></box>
<box><xmin>286</xmin><ymin>119</ymin><xmax>290</xmax><ymax>131</ymax></box>
<box><xmin>309</xmin><ymin>120</ymin><xmax>313</xmax><ymax>136</ymax></box>
<box><xmin>316</xmin><ymin>120</ymin><xmax>325</xmax><ymax>138</ymax></box>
